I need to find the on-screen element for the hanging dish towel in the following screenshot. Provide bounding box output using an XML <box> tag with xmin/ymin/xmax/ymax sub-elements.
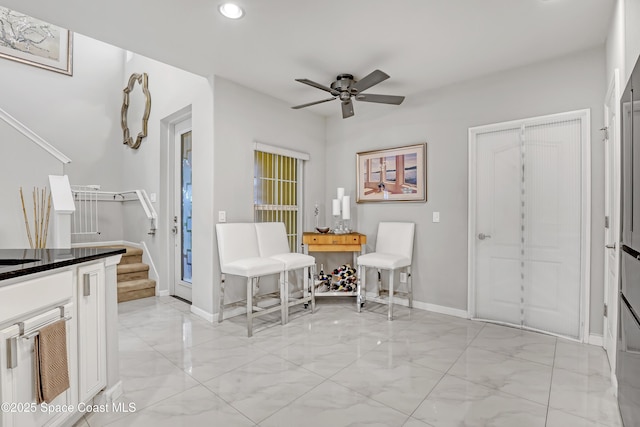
<box><xmin>34</xmin><ymin>320</ymin><xmax>70</xmax><ymax>404</ymax></box>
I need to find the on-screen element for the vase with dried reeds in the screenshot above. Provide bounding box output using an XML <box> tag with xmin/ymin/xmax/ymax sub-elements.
<box><xmin>19</xmin><ymin>187</ymin><xmax>52</xmax><ymax>249</ymax></box>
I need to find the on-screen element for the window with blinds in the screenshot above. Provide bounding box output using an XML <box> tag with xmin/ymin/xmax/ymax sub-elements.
<box><xmin>254</xmin><ymin>150</ymin><xmax>301</xmax><ymax>252</ymax></box>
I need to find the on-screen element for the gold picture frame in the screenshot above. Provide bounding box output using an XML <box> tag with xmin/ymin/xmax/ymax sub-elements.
<box><xmin>121</xmin><ymin>73</ymin><xmax>151</xmax><ymax>149</ymax></box>
<box><xmin>0</xmin><ymin>7</ymin><xmax>73</xmax><ymax>75</ymax></box>
<box><xmin>356</xmin><ymin>143</ymin><xmax>427</xmax><ymax>203</ymax></box>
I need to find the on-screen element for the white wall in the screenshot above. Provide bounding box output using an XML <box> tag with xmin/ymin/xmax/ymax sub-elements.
<box><xmin>0</xmin><ymin>34</ymin><xmax>125</xmax><ymax>247</ymax></box>
<box><xmin>0</xmin><ymin>121</ymin><xmax>63</xmax><ymax>247</ymax></box>
<box><xmin>210</xmin><ymin>77</ymin><xmax>326</xmax><ymax>315</ymax></box>
<box><xmin>325</xmin><ymin>47</ymin><xmax>606</xmax><ymax>335</ymax></box>
<box><xmin>120</xmin><ymin>53</ymin><xmax>214</xmax><ymax>310</ymax></box>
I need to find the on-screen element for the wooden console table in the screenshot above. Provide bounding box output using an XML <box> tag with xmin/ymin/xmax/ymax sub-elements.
<box><xmin>302</xmin><ymin>232</ymin><xmax>366</xmax><ymax>297</ymax></box>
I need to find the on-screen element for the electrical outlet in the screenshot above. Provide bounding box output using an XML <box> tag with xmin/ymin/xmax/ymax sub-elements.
<box><xmin>433</xmin><ymin>211</ymin><xmax>440</xmax><ymax>223</ymax></box>
<box><xmin>218</xmin><ymin>211</ymin><xmax>226</xmax><ymax>223</ymax></box>
<box><xmin>400</xmin><ymin>272</ymin><xmax>408</xmax><ymax>283</ymax></box>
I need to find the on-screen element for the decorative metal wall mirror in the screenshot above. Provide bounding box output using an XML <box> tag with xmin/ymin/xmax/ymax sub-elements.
<box><xmin>121</xmin><ymin>73</ymin><xmax>151</xmax><ymax>149</ymax></box>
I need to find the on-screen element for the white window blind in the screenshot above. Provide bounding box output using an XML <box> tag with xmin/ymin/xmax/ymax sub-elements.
<box><xmin>253</xmin><ymin>144</ymin><xmax>307</xmax><ymax>252</ymax></box>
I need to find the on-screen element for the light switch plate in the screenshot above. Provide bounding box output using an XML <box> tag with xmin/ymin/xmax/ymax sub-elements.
<box><xmin>149</xmin><ymin>193</ymin><xmax>157</xmax><ymax>203</ymax></box>
<box><xmin>218</xmin><ymin>211</ymin><xmax>226</xmax><ymax>223</ymax></box>
<box><xmin>433</xmin><ymin>212</ymin><xmax>440</xmax><ymax>223</ymax></box>
<box><xmin>400</xmin><ymin>272</ymin><xmax>408</xmax><ymax>283</ymax></box>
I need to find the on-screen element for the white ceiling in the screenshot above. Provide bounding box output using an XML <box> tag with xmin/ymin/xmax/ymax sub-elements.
<box><xmin>2</xmin><ymin>0</ymin><xmax>614</xmax><ymax>118</ymax></box>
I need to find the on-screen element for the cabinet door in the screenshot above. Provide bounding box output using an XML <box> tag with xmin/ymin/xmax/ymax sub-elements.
<box><xmin>0</xmin><ymin>305</ymin><xmax>76</xmax><ymax>427</ymax></box>
<box><xmin>77</xmin><ymin>263</ymin><xmax>106</xmax><ymax>402</ymax></box>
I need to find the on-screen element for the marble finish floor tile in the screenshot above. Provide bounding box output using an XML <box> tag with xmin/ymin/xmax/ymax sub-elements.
<box><xmin>259</xmin><ymin>380</ymin><xmax>408</xmax><ymax>427</ymax></box>
<box><xmin>103</xmin><ymin>385</ymin><xmax>255</xmax><ymax>427</ymax></box>
<box><xmin>413</xmin><ymin>375</ymin><xmax>547</xmax><ymax>427</ymax></box>
<box><xmin>105</xmin><ymin>297</ymin><xmax>622</xmax><ymax>426</ymax></box>
<box><xmin>549</xmin><ymin>367</ymin><xmax>622</xmax><ymax>426</ymax></box>
<box><xmin>367</xmin><ymin>334</ymin><xmax>468</xmax><ymax>373</ymax></box>
<box><xmin>554</xmin><ymin>340</ymin><xmax>612</xmax><ymax>377</ymax></box>
<box><xmin>203</xmin><ymin>354</ymin><xmax>324</xmax><ymax>423</ymax></box>
<box><xmin>546</xmin><ymin>408</ymin><xmax>615</xmax><ymax>427</ymax></box>
<box><xmin>448</xmin><ymin>347</ymin><xmax>553</xmax><ymax>404</ymax></box>
<box><xmin>469</xmin><ymin>323</ymin><xmax>557</xmax><ymax>366</ymax></box>
<box><xmin>158</xmin><ymin>334</ymin><xmax>269</xmax><ymax>382</ymax></box>
<box><xmin>331</xmin><ymin>350</ymin><xmax>444</xmax><ymax>414</ymax></box>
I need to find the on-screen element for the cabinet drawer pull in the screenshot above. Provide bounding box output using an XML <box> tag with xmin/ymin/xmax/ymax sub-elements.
<box><xmin>83</xmin><ymin>273</ymin><xmax>91</xmax><ymax>297</ymax></box>
<box><xmin>7</xmin><ymin>337</ymin><xmax>17</xmax><ymax>369</ymax></box>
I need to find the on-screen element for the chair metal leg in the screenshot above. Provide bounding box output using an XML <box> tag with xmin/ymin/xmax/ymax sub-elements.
<box><xmin>388</xmin><ymin>270</ymin><xmax>394</xmax><ymax>321</ymax></box>
<box><xmin>247</xmin><ymin>277</ymin><xmax>254</xmax><ymax>337</ymax></box>
<box><xmin>407</xmin><ymin>265</ymin><xmax>413</xmax><ymax>309</ymax></box>
<box><xmin>218</xmin><ymin>273</ymin><xmax>226</xmax><ymax>323</ymax></box>
<box><xmin>310</xmin><ymin>265</ymin><xmax>316</xmax><ymax>313</ymax></box>
<box><xmin>377</xmin><ymin>268</ymin><xmax>382</xmax><ymax>297</ymax></box>
<box><xmin>280</xmin><ymin>271</ymin><xmax>287</xmax><ymax>325</ymax></box>
<box><xmin>357</xmin><ymin>265</ymin><xmax>363</xmax><ymax>312</ymax></box>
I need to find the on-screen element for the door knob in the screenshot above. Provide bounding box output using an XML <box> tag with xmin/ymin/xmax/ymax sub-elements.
<box><xmin>605</xmin><ymin>243</ymin><xmax>616</xmax><ymax>249</ymax></box>
<box><xmin>478</xmin><ymin>233</ymin><xmax>492</xmax><ymax>240</ymax></box>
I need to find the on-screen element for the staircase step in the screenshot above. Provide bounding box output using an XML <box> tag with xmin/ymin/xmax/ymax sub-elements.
<box><xmin>117</xmin><ymin>263</ymin><xmax>150</xmax><ymax>282</ymax></box>
<box><xmin>115</xmin><ymin>246</ymin><xmax>143</xmax><ymax>265</ymax></box>
<box><xmin>118</xmin><ymin>279</ymin><xmax>156</xmax><ymax>303</ymax></box>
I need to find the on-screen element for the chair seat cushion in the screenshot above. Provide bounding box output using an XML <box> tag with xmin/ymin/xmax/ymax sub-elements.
<box><xmin>223</xmin><ymin>257</ymin><xmax>284</xmax><ymax>277</ymax></box>
<box><xmin>269</xmin><ymin>253</ymin><xmax>315</xmax><ymax>270</ymax></box>
<box><xmin>357</xmin><ymin>252</ymin><xmax>411</xmax><ymax>270</ymax></box>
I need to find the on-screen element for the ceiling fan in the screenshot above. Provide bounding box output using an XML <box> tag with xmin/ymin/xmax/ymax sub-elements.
<box><xmin>291</xmin><ymin>69</ymin><xmax>405</xmax><ymax>119</ymax></box>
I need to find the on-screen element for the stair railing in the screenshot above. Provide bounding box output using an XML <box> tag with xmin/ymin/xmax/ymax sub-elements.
<box><xmin>71</xmin><ymin>185</ymin><xmax>157</xmax><ymax>236</ymax></box>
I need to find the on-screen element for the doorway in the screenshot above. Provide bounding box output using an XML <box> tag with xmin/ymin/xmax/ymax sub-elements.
<box><xmin>468</xmin><ymin>110</ymin><xmax>591</xmax><ymax>340</ymax></box>
<box><xmin>171</xmin><ymin>117</ymin><xmax>193</xmax><ymax>302</ymax></box>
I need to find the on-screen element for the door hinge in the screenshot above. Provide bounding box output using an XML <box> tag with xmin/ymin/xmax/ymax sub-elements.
<box><xmin>604</xmin><ymin>303</ymin><xmax>608</xmax><ymax>318</ymax></box>
<box><xmin>601</xmin><ymin>126</ymin><xmax>609</xmax><ymax>141</ymax></box>
<box><xmin>605</xmin><ymin>215</ymin><xmax>610</xmax><ymax>229</ymax></box>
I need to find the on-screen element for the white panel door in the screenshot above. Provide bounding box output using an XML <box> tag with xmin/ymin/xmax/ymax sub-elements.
<box><xmin>471</xmin><ymin>110</ymin><xmax>587</xmax><ymax>340</ymax></box>
<box><xmin>522</xmin><ymin>120</ymin><xmax>582</xmax><ymax>338</ymax></box>
<box><xmin>475</xmin><ymin>127</ymin><xmax>522</xmax><ymax>325</ymax></box>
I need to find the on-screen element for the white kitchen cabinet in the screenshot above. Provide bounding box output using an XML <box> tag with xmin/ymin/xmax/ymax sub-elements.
<box><xmin>0</xmin><ymin>304</ymin><xmax>77</xmax><ymax>427</ymax></box>
<box><xmin>76</xmin><ymin>262</ymin><xmax>106</xmax><ymax>404</ymax></box>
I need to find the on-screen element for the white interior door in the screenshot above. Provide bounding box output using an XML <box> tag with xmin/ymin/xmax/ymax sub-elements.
<box><xmin>172</xmin><ymin>117</ymin><xmax>192</xmax><ymax>302</ymax></box>
<box><xmin>471</xmin><ymin>111</ymin><xmax>588</xmax><ymax>340</ymax></box>
<box><xmin>521</xmin><ymin>120</ymin><xmax>582</xmax><ymax>338</ymax></box>
<box><xmin>604</xmin><ymin>70</ymin><xmax>620</xmax><ymax>371</ymax></box>
<box><xmin>475</xmin><ymin>127</ymin><xmax>523</xmax><ymax>326</ymax></box>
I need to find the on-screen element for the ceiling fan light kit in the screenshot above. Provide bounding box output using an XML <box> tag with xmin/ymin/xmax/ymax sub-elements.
<box><xmin>292</xmin><ymin>69</ymin><xmax>405</xmax><ymax>119</ymax></box>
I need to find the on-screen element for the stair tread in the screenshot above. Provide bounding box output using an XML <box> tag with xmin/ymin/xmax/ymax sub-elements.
<box><xmin>118</xmin><ymin>278</ymin><xmax>156</xmax><ymax>291</ymax></box>
<box><xmin>117</xmin><ymin>262</ymin><xmax>150</xmax><ymax>273</ymax></box>
<box><xmin>98</xmin><ymin>245</ymin><xmax>143</xmax><ymax>257</ymax></box>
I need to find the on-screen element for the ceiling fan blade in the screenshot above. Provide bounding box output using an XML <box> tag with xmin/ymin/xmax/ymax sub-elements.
<box><xmin>352</xmin><ymin>70</ymin><xmax>390</xmax><ymax>93</ymax></box>
<box><xmin>295</xmin><ymin>78</ymin><xmax>339</xmax><ymax>95</ymax></box>
<box><xmin>291</xmin><ymin>97</ymin><xmax>336</xmax><ymax>109</ymax></box>
<box><xmin>342</xmin><ymin>100</ymin><xmax>354</xmax><ymax>119</ymax></box>
<box><xmin>355</xmin><ymin>93</ymin><xmax>405</xmax><ymax>105</ymax></box>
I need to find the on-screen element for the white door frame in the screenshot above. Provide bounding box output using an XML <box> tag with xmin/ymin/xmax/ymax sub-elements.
<box><xmin>603</xmin><ymin>69</ymin><xmax>621</xmax><ymax>370</ymax></box>
<box><xmin>171</xmin><ymin>117</ymin><xmax>193</xmax><ymax>301</ymax></box>
<box><xmin>468</xmin><ymin>109</ymin><xmax>592</xmax><ymax>341</ymax></box>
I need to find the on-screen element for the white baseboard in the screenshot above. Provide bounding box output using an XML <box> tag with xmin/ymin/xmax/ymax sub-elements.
<box><xmin>364</xmin><ymin>291</ymin><xmax>468</xmax><ymax>319</ymax></box>
<box><xmin>96</xmin><ymin>380</ymin><xmax>123</xmax><ymax>404</ymax></box>
<box><xmin>157</xmin><ymin>290</ymin><xmax>170</xmax><ymax>297</ymax></box>
<box><xmin>191</xmin><ymin>305</ymin><xmax>215</xmax><ymax>323</ymax></box>
<box><xmin>588</xmin><ymin>334</ymin><xmax>604</xmax><ymax>347</ymax></box>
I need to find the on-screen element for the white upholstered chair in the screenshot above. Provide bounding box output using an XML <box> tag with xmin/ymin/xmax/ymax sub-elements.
<box><xmin>356</xmin><ymin>222</ymin><xmax>415</xmax><ymax>320</ymax></box>
<box><xmin>215</xmin><ymin>223</ymin><xmax>285</xmax><ymax>337</ymax></box>
<box><xmin>255</xmin><ymin>222</ymin><xmax>316</xmax><ymax>324</ymax></box>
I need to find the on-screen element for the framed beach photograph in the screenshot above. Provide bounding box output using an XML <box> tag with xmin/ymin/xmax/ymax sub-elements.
<box><xmin>0</xmin><ymin>7</ymin><xmax>73</xmax><ymax>75</ymax></box>
<box><xmin>356</xmin><ymin>143</ymin><xmax>427</xmax><ymax>203</ymax></box>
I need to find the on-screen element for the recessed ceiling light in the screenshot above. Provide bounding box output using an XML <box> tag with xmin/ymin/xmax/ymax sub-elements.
<box><xmin>219</xmin><ymin>3</ymin><xmax>244</xmax><ymax>19</ymax></box>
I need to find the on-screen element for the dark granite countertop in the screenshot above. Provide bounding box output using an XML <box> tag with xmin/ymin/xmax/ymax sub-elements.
<box><xmin>0</xmin><ymin>247</ymin><xmax>126</xmax><ymax>282</ymax></box>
